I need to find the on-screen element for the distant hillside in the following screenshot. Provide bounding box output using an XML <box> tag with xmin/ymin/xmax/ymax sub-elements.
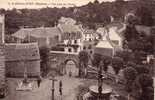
<box><xmin>0</xmin><ymin>0</ymin><xmax>155</xmax><ymax>35</ymax></box>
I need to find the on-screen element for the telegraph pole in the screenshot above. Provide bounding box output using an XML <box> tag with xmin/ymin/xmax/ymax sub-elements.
<box><xmin>49</xmin><ymin>75</ymin><xmax>57</xmax><ymax>100</ymax></box>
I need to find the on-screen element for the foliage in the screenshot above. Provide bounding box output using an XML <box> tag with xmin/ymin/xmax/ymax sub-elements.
<box><xmin>78</xmin><ymin>50</ymin><xmax>89</xmax><ymax>76</ymax></box>
<box><xmin>115</xmin><ymin>50</ymin><xmax>134</xmax><ymax>64</ymax></box>
<box><xmin>3</xmin><ymin>0</ymin><xmax>155</xmax><ymax>38</ymax></box>
<box><xmin>102</xmin><ymin>56</ymin><xmax>112</xmax><ymax>72</ymax></box>
<box><xmin>123</xmin><ymin>67</ymin><xmax>137</xmax><ymax>81</ymax></box>
<box><xmin>92</xmin><ymin>53</ymin><xmax>102</xmax><ymax>67</ymax></box>
<box><xmin>78</xmin><ymin>50</ymin><xmax>89</xmax><ymax>66</ymax></box>
<box><xmin>123</xmin><ymin>67</ymin><xmax>137</xmax><ymax>92</ymax></box>
<box><xmin>135</xmin><ymin>6</ymin><xmax>154</xmax><ymax>26</ymax></box>
<box><xmin>132</xmin><ymin>74</ymin><xmax>153</xmax><ymax>100</ymax></box>
<box><xmin>112</xmin><ymin>57</ymin><xmax>124</xmax><ymax>74</ymax></box>
<box><xmin>92</xmin><ymin>53</ymin><xmax>111</xmax><ymax>72</ymax></box>
<box><xmin>39</xmin><ymin>46</ymin><xmax>50</xmax><ymax>76</ymax></box>
<box><xmin>135</xmin><ymin>74</ymin><xmax>153</xmax><ymax>88</ymax></box>
<box><xmin>134</xmin><ymin>65</ymin><xmax>150</xmax><ymax>75</ymax></box>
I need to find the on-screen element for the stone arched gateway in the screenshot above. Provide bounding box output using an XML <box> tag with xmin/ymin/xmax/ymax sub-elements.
<box><xmin>62</xmin><ymin>58</ymin><xmax>79</xmax><ymax>76</ymax></box>
<box><xmin>49</xmin><ymin>51</ymin><xmax>79</xmax><ymax>76</ymax></box>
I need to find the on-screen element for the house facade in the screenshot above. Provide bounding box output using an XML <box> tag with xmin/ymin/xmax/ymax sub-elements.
<box><xmin>94</xmin><ymin>38</ymin><xmax>115</xmax><ymax>57</ymax></box>
<box><xmin>95</xmin><ymin>22</ymin><xmax>126</xmax><ymax>57</ymax></box>
<box><xmin>57</xmin><ymin>24</ymin><xmax>83</xmax><ymax>53</ymax></box>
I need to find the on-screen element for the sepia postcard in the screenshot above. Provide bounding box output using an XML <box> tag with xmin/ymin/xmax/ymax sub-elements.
<box><xmin>0</xmin><ymin>0</ymin><xmax>154</xmax><ymax>100</ymax></box>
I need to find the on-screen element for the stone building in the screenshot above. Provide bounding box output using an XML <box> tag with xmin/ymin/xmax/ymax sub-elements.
<box><xmin>5</xmin><ymin>43</ymin><xmax>40</xmax><ymax>77</ymax></box>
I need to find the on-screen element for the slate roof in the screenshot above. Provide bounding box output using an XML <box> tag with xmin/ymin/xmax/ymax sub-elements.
<box><xmin>12</xmin><ymin>27</ymin><xmax>61</xmax><ymax>39</ymax></box>
<box><xmin>95</xmin><ymin>40</ymin><xmax>114</xmax><ymax>49</ymax></box>
<box><xmin>5</xmin><ymin>43</ymin><xmax>40</xmax><ymax>61</ymax></box>
<box><xmin>58</xmin><ymin>24</ymin><xmax>83</xmax><ymax>39</ymax></box>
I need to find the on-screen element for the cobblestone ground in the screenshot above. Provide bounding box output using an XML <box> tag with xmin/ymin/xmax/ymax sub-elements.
<box><xmin>0</xmin><ymin>75</ymin><xmax>84</xmax><ymax>100</ymax></box>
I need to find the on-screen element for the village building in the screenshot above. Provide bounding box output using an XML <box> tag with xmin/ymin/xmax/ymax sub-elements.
<box><xmin>5</xmin><ymin>43</ymin><xmax>40</xmax><ymax>77</ymax></box>
<box><xmin>12</xmin><ymin>27</ymin><xmax>62</xmax><ymax>48</ymax></box>
<box><xmin>94</xmin><ymin>38</ymin><xmax>115</xmax><ymax>57</ymax></box>
<box><xmin>57</xmin><ymin>24</ymin><xmax>83</xmax><ymax>53</ymax></box>
<box><xmin>95</xmin><ymin>22</ymin><xmax>126</xmax><ymax>57</ymax></box>
<box><xmin>82</xmin><ymin>29</ymin><xmax>99</xmax><ymax>54</ymax></box>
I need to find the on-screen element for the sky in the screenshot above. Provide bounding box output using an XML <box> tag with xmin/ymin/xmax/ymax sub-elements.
<box><xmin>0</xmin><ymin>0</ymin><xmax>117</xmax><ymax>9</ymax></box>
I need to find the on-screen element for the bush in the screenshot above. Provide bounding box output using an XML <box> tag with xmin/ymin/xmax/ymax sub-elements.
<box><xmin>112</xmin><ymin>57</ymin><xmax>124</xmax><ymax>74</ymax></box>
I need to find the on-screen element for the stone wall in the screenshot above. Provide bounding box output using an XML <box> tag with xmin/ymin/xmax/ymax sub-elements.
<box><xmin>6</xmin><ymin>60</ymin><xmax>40</xmax><ymax>77</ymax></box>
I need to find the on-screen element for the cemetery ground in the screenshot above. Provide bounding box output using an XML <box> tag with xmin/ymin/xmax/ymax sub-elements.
<box><xmin>0</xmin><ymin>75</ymin><xmax>129</xmax><ymax>100</ymax></box>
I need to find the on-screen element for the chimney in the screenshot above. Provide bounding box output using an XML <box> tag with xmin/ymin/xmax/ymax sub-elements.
<box><xmin>0</xmin><ymin>14</ymin><xmax>5</xmax><ymax>44</ymax></box>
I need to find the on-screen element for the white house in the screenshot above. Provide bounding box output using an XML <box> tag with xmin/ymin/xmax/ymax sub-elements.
<box><xmin>97</xmin><ymin>22</ymin><xmax>126</xmax><ymax>49</ymax></box>
<box><xmin>83</xmin><ymin>29</ymin><xmax>96</xmax><ymax>42</ymax></box>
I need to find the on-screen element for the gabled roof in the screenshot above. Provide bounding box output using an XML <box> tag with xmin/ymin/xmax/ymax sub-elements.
<box><xmin>12</xmin><ymin>27</ymin><xmax>61</xmax><ymax>39</ymax></box>
<box><xmin>95</xmin><ymin>40</ymin><xmax>114</xmax><ymax>49</ymax></box>
<box><xmin>5</xmin><ymin>43</ymin><xmax>40</xmax><ymax>61</ymax></box>
<box><xmin>12</xmin><ymin>28</ymin><xmax>33</xmax><ymax>39</ymax></box>
<box><xmin>58</xmin><ymin>24</ymin><xmax>83</xmax><ymax>39</ymax></box>
<box><xmin>30</xmin><ymin>27</ymin><xmax>61</xmax><ymax>38</ymax></box>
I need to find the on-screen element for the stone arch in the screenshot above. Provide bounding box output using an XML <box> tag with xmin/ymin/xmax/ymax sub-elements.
<box><xmin>62</xmin><ymin>58</ymin><xmax>79</xmax><ymax>77</ymax></box>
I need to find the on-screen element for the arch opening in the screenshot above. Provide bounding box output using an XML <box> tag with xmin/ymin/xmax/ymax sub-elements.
<box><xmin>63</xmin><ymin>59</ymin><xmax>79</xmax><ymax>77</ymax></box>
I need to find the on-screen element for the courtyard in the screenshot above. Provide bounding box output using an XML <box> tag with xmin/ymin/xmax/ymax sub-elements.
<box><xmin>0</xmin><ymin>74</ymin><xmax>129</xmax><ymax>100</ymax></box>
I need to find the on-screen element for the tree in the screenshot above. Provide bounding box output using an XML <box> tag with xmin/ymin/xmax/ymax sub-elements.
<box><xmin>115</xmin><ymin>50</ymin><xmax>134</xmax><ymax>64</ymax></box>
<box><xmin>78</xmin><ymin>51</ymin><xmax>89</xmax><ymax>77</ymax></box>
<box><xmin>132</xmin><ymin>74</ymin><xmax>153</xmax><ymax>100</ymax></box>
<box><xmin>92</xmin><ymin>53</ymin><xmax>102</xmax><ymax>68</ymax></box>
<box><xmin>102</xmin><ymin>56</ymin><xmax>111</xmax><ymax>72</ymax></box>
<box><xmin>123</xmin><ymin>67</ymin><xmax>137</xmax><ymax>99</ymax></box>
<box><xmin>92</xmin><ymin>53</ymin><xmax>111</xmax><ymax>72</ymax></box>
<box><xmin>135</xmin><ymin>6</ymin><xmax>154</xmax><ymax>26</ymax></box>
<box><xmin>134</xmin><ymin>65</ymin><xmax>150</xmax><ymax>75</ymax></box>
<box><xmin>39</xmin><ymin>46</ymin><xmax>50</xmax><ymax>77</ymax></box>
<box><xmin>112</xmin><ymin>57</ymin><xmax>124</xmax><ymax>74</ymax></box>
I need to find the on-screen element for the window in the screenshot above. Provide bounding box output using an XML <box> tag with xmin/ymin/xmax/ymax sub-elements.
<box><xmin>74</xmin><ymin>40</ymin><xmax>77</xmax><ymax>44</ymax></box>
<box><xmin>90</xmin><ymin>50</ymin><xmax>93</xmax><ymax>54</ymax></box>
<box><xmin>89</xmin><ymin>38</ymin><xmax>92</xmax><ymax>42</ymax></box>
<box><xmin>68</xmin><ymin>48</ymin><xmax>72</xmax><ymax>52</ymax></box>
